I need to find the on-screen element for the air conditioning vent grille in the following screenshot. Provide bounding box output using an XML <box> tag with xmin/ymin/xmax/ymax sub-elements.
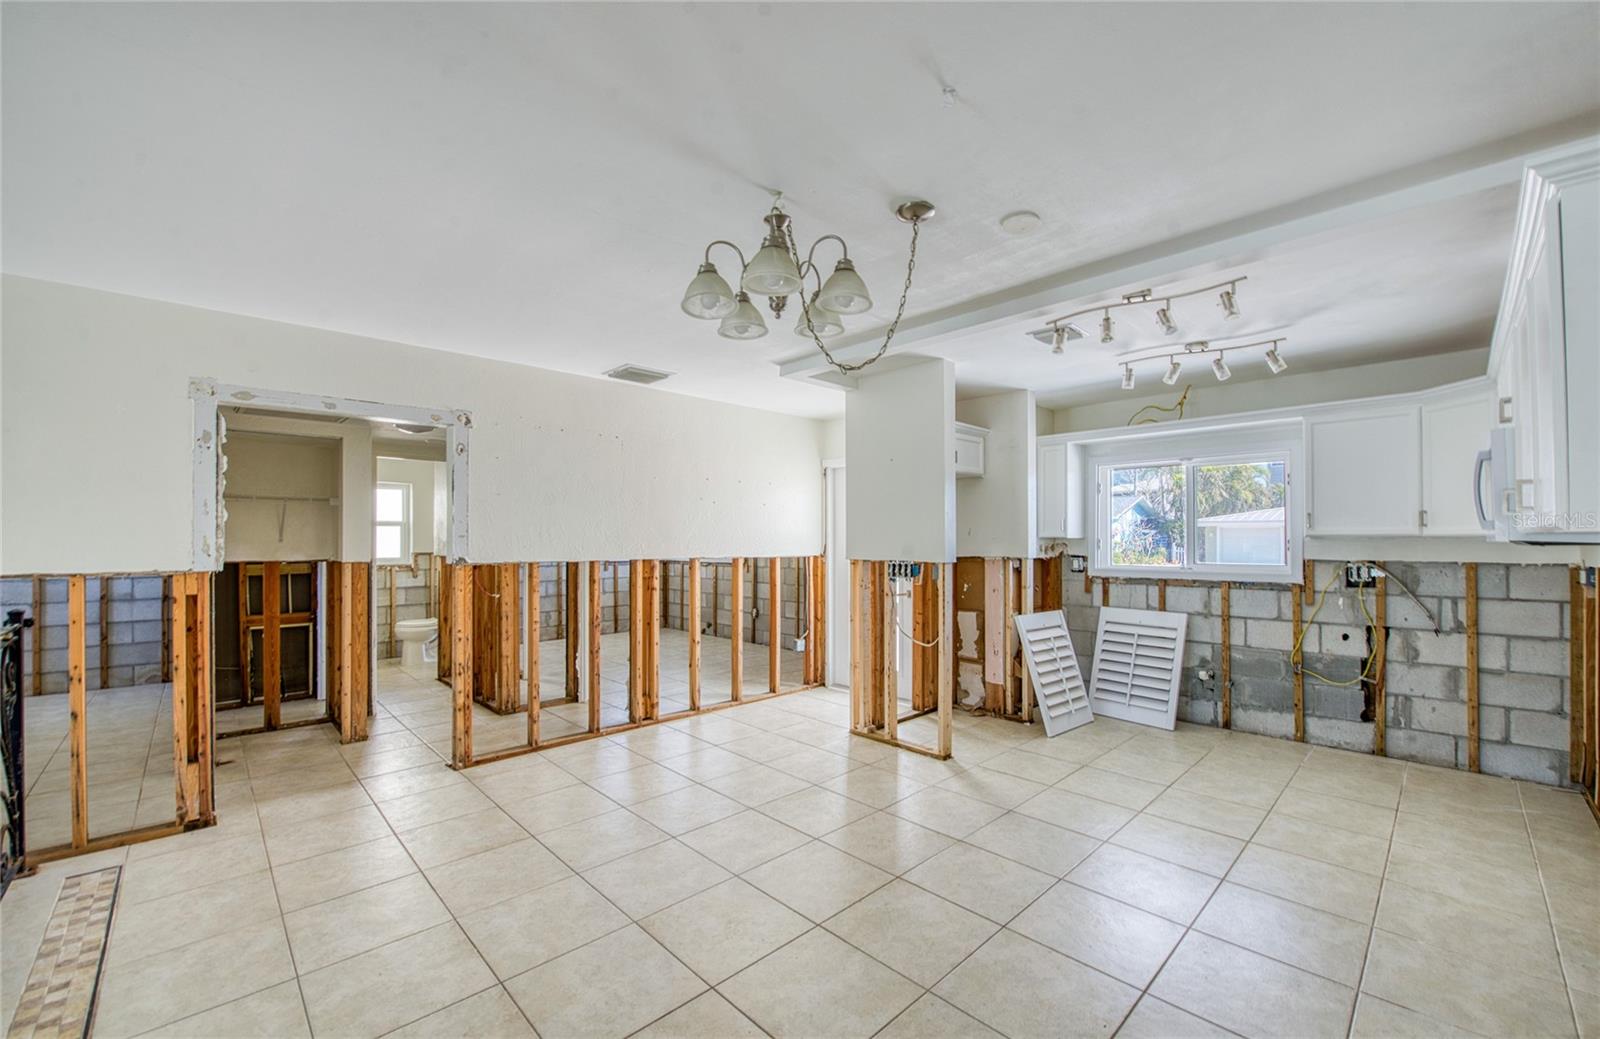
<box><xmin>604</xmin><ymin>364</ymin><xmax>675</xmax><ymax>385</ymax></box>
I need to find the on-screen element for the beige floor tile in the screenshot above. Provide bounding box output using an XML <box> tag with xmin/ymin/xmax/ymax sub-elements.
<box><xmin>396</xmin><ymin>806</ymin><xmax>529</xmax><ymax>868</ymax></box>
<box><xmin>1151</xmin><ymin>931</ymin><xmax>1354</xmax><ymax>1039</ymax></box>
<box><xmin>284</xmin><ymin>872</ymin><xmax>451</xmax><ymax>973</ymax></box>
<box><xmin>768</xmin><ymin>745</ymin><xmax>861</xmax><ymax>783</ymax></box>
<box><xmin>1088</xmin><ymin>745</ymin><xmax>1196</xmax><ymax>786</ymax></box>
<box><xmin>94</xmin><ymin>918</ymin><xmax>297</xmax><ymax>1039</ymax></box>
<box><xmin>641</xmin><ymin>878</ymin><xmax>811</xmax><ymax>984</ymax></box>
<box><xmin>886</xmin><ymin>786</ymin><xmax>1007</xmax><ymax>838</ymax></box>
<box><xmin>1116</xmin><ymin>996</ymin><xmax>1235</xmax><ymax>1038</ymax></box>
<box><xmin>498</xmin><ymin>784</ymin><xmax>619</xmax><ymax>834</ymax></box>
<box><xmin>701</xmin><ymin>763</ymin><xmax>814</xmax><ymax>806</ymax></box>
<box><xmin>1015</xmin><ymin>786</ymin><xmax>1137</xmax><ymax>839</ymax></box>
<box><xmin>385</xmin><ymin>987</ymin><xmax>536</xmax><ymax>1038</ymax></box>
<box><xmin>628</xmin><ymin>784</ymin><xmax>745</xmax><ymax>835</ymax></box>
<box><xmin>505</xmin><ymin>924</ymin><xmax>705</xmax><ymax>1038</ymax></box>
<box><xmin>118</xmin><ymin>832</ymin><xmax>269</xmax><ymax>905</ymax></box>
<box><xmin>1558</xmin><ymin>919</ymin><xmax>1600</xmax><ymax>997</ymax></box>
<box><xmin>759</xmin><ymin>786</ymin><xmax>877</xmax><ymax>836</ymax></box>
<box><xmin>255</xmin><ymin>783</ymin><xmax>375</xmax><ymax>830</ymax></box>
<box><xmin>1068</xmin><ymin>843</ymin><xmax>1219</xmax><ymax>925</ymax></box>
<box><xmin>744</xmin><ymin>840</ymin><xmax>893</xmax><ymax>922</ymax></box>
<box><xmin>1173</xmin><ymin>765</ymin><xmax>1286</xmax><ymax>810</ymax></box>
<box><xmin>139</xmin><ymin>980</ymin><xmax>310</xmax><ymax>1039</ymax></box>
<box><xmin>1112</xmin><ymin>813</ymin><xmax>1245</xmax><ymax>877</ymax></box>
<box><xmin>1366</xmin><ymin>929</ymin><xmax>1578</xmax><ymax>1038</ymax></box>
<box><xmin>657</xmin><ymin>744</ymin><xmax>754</xmax><ymax>782</ymax></box>
<box><xmin>272</xmin><ymin>834</ymin><xmax>418</xmax><ymax>912</ymax></box>
<box><xmin>1254</xmin><ymin>811</ymin><xmax>1390</xmax><ymax>876</ymax></box>
<box><xmin>582</xmin><ymin>838</ymin><xmax>731</xmax><ymax>918</ymax></box>
<box><xmin>262</xmin><ymin>803</ymin><xmax>395</xmax><ymax>867</ymax></box>
<box><xmin>536</xmin><ymin>807</ymin><xmax>670</xmax><ymax>870</ymax></box>
<box><xmin>977</xmin><ymin>748</ymin><xmax>1082</xmax><ymax>786</ymax></box>
<box><xmin>676</xmin><ymin>808</ymin><xmax>812</xmax><ymax>873</ymax></box>
<box><xmin>1057</xmin><ymin>766</ymin><xmax>1168</xmax><ymax>811</ymax></box>
<box><xmin>1348</xmin><ymin>995</ymin><xmax>1480</xmax><ymax>1038</ymax></box>
<box><xmin>423</xmin><ymin>836</ymin><xmax>573</xmax><ymax>916</ymax></box>
<box><xmin>1383</xmin><ymin>839</ymin><xmax>1548</xmax><ymax>921</ymax></box>
<box><xmin>963</xmin><ymin>812</ymin><xmax>1101</xmax><ymax>877</ymax></box>
<box><xmin>633</xmin><ymin>991</ymin><xmax>765</xmax><ymax>1039</ymax></box>
<box><xmin>361</xmin><ymin>761</ymin><xmax>470</xmax><ymax>803</ymax></box>
<box><xmin>820</xmin><ymin>811</ymin><xmax>954</xmax><ymax>874</ymax></box>
<box><xmin>545</xmin><ymin>741</ymin><xmax>656</xmax><ymax>781</ymax></box>
<box><xmin>1143</xmin><ymin>786</ymin><xmax>1268</xmax><ymax>841</ymax></box>
<box><xmin>876</xmin><ymin>993</ymin><xmax>1003</xmax><ymax>1039</ymax></box>
<box><xmin>819</xmin><ymin>765</ymin><xmax>927</xmax><ymax>809</ymax></box>
<box><xmin>1195</xmin><ymin>882</ymin><xmax>1370</xmax><ymax>987</ymax></box>
<box><xmin>934</xmin><ymin>928</ymin><xmax>1139</xmax><ymax>1039</ymax></box>
<box><xmin>107</xmin><ymin>869</ymin><xmax>281</xmax><ymax>966</ymax></box>
<box><xmin>903</xmin><ymin>841</ymin><xmax>1056</xmax><ymax>924</ymax></box>
<box><xmin>936</xmin><ymin>766</ymin><xmax>1048</xmax><ymax>809</ymax></box>
<box><xmin>1227</xmin><ymin>844</ymin><xmax>1379</xmax><ymax>923</ymax></box>
<box><xmin>721</xmin><ymin>927</ymin><xmax>922</xmax><ymax>1038</ymax></box>
<box><xmin>1272</xmin><ymin>787</ymin><xmax>1396</xmax><ymax>839</ymax></box>
<box><xmin>458</xmin><ymin>874</ymin><xmax>629</xmax><ymax>979</ymax></box>
<box><xmin>469</xmin><ymin>759</ymin><xmax>584</xmax><ymax>803</ymax></box>
<box><xmin>584</xmin><ymin>762</ymin><xmax>695</xmax><ymax>805</ymax></box>
<box><xmin>824</xmin><ymin>879</ymin><xmax>998</xmax><ymax>987</ymax></box>
<box><xmin>1376</xmin><ymin>878</ymin><xmax>1564</xmax><ymax>983</ymax></box>
<box><xmin>300</xmin><ymin>922</ymin><xmax>497</xmax><ymax>1039</ymax></box>
<box><xmin>1011</xmin><ymin>880</ymin><xmax>1184</xmax><ymax>987</ymax></box>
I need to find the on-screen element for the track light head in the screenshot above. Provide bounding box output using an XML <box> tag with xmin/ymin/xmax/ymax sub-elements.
<box><xmin>1219</xmin><ymin>285</ymin><xmax>1240</xmax><ymax>319</ymax></box>
<box><xmin>1163</xmin><ymin>357</ymin><xmax>1182</xmax><ymax>385</ymax></box>
<box><xmin>1100</xmin><ymin>311</ymin><xmax>1115</xmax><ymax>344</ymax></box>
<box><xmin>1121</xmin><ymin>364</ymin><xmax>1135</xmax><ymax>390</ymax></box>
<box><xmin>1211</xmin><ymin>354</ymin><xmax>1232</xmax><ymax>382</ymax></box>
<box><xmin>1051</xmin><ymin>327</ymin><xmax>1065</xmax><ymax>355</ymax></box>
<box><xmin>1155</xmin><ymin>304</ymin><xmax>1178</xmax><ymax>337</ymax></box>
<box><xmin>1265</xmin><ymin>345</ymin><xmax>1288</xmax><ymax>374</ymax></box>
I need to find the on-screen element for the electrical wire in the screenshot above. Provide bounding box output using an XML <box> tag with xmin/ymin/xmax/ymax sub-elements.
<box><xmin>1127</xmin><ymin>384</ymin><xmax>1191</xmax><ymax>426</ymax></box>
<box><xmin>1292</xmin><ymin>562</ymin><xmax>1381</xmax><ymax>688</ymax></box>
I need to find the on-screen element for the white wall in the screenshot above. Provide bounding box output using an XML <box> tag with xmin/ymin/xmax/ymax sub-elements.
<box><xmin>376</xmin><ymin>456</ymin><xmax>446</xmax><ymax>556</ymax></box>
<box><xmin>224</xmin><ymin>410</ymin><xmax>374</xmax><ymax>562</ymax></box>
<box><xmin>1</xmin><ymin>276</ymin><xmax>828</xmax><ymax>573</ymax></box>
<box><xmin>845</xmin><ymin>359</ymin><xmax>955</xmax><ymax>562</ymax></box>
<box><xmin>222</xmin><ymin>432</ymin><xmax>340</xmax><ymax>562</ymax></box>
<box><xmin>956</xmin><ymin>390</ymin><xmax>1036</xmax><ymax>557</ymax></box>
<box><xmin>1051</xmin><ymin>348</ymin><xmax>1489</xmax><ymax>433</ymax></box>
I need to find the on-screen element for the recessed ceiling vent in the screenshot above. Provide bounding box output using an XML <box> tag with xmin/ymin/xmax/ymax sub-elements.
<box><xmin>604</xmin><ymin>364</ymin><xmax>675</xmax><ymax>385</ymax></box>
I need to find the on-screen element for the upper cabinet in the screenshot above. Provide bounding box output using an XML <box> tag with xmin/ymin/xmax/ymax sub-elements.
<box><xmin>1490</xmin><ymin>148</ymin><xmax>1599</xmax><ymax>542</ymax></box>
<box><xmin>1421</xmin><ymin>389</ymin><xmax>1495</xmax><ymax>536</ymax></box>
<box><xmin>1306</xmin><ymin>408</ymin><xmax>1421</xmax><ymax>536</ymax></box>
<box><xmin>954</xmin><ymin>421</ymin><xmax>987</xmax><ymax>478</ymax></box>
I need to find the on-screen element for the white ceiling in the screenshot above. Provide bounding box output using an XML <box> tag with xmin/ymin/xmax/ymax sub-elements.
<box><xmin>4</xmin><ymin>3</ymin><xmax>1598</xmax><ymax>418</ymax></box>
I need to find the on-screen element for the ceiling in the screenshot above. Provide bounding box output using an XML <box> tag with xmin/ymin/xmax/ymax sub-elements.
<box><xmin>5</xmin><ymin>3</ymin><xmax>1598</xmax><ymax>418</ymax></box>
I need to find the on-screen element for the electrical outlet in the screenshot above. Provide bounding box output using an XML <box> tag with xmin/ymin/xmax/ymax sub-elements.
<box><xmin>887</xmin><ymin>561</ymin><xmax>922</xmax><ymax>581</ymax></box>
<box><xmin>1344</xmin><ymin>563</ymin><xmax>1383</xmax><ymax>588</ymax></box>
<box><xmin>1069</xmin><ymin>555</ymin><xmax>1089</xmax><ymax>573</ymax></box>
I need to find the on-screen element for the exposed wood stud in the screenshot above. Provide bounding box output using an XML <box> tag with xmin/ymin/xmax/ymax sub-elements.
<box><xmin>849</xmin><ymin>560</ymin><xmax>862</xmax><ymax>730</ymax></box>
<box><xmin>1100</xmin><ymin>576</ymin><xmax>1110</xmax><ymax>607</ymax></box>
<box><xmin>31</xmin><ymin>576</ymin><xmax>43</xmax><ymax>694</ymax></box>
<box><xmin>883</xmin><ymin>563</ymin><xmax>897</xmax><ymax>743</ymax></box>
<box><xmin>1219</xmin><ymin>581</ymin><xmax>1232</xmax><ymax>730</ymax></box>
<box><xmin>68</xmin><ymin>575</ymin><xmax>88</xmax><ymax>848</ymax></box>
<box><xmin>1158</xmin><ymin>579</ymin><xmax>1168</xmax><ymax>612</ymax></box>
<box><xmin>1291</xmin><ymin>583</ymin><xmax>1305</xmax><ymax>742</ymax></box>
<box><xmin>1570</xmin><ymin>566</ymin><xmax>1583</xmax><ymax>783</ymax></box>
<box><xmin>769</xmin><ymin>557</ymin><xmax>781</xmax><ymax>694</ymax></box>
<box><xmin>263</xmin><ymin>560</ymin><xmax>282</xmax><ymax>729</ymax></box>
<box><xmin>527</xmin><ymin>562</ymin><xmax>541</xmax><ymax>747</ymax></box>
<box><xmin>688</xmin><ymin>558</ymin><xmax>702</xmax><ymax>711</ymax></box>
<box><xmin>1303</xmin><ymin>559</ymin><xmax>1315</xmax><ymax>604</ymax></box>
<box><xmin>499</xmin><ymin>563</ymin><xmax>519</xmax><ymax>715</ymax></box>
<box><xmin>587</xmin><ymin>561</ymin><xmax>602</xmax><ymax>732</ymax></box>
<box><xmin>730</xmin><ymin>557</ymin><xmax>744</xmax><ymax>702</ymax></box>
<box><xmin>160</xmin><ymin>575</ymin><xmax>172</xmax><ymax>683</ymax></box>
<box><xmin>1373</xmin><ymin>575</ymin><xmax>1388</xmax><ymax>757</ymax></box>
<box><xmin>629</xmin><ymin>560</ymin><xmax>644</xmax><ymax>722</ymax></box>
<box><xmin>983</xmin><ymin>559</ymin><xmax>1005</xmax><ymax>713</ymax></box>
<box><xmin>565</xmin><ymin>561</ymin><xmax>580</xmax><ymax>699</ymax></box>
<box><xmin>936</xmin><ymin>562</ymin><xmax>953</xmax><ymax>758</ymax></box>
<box><xmin>451</xmin><ymin>563</ymin><xmax>474</xmax><ymax>768</ymax></box>
<box><xmin>1467</xmin><ymin>562</ymin><xmax>1481</xmax><ymax>772</ymax></box>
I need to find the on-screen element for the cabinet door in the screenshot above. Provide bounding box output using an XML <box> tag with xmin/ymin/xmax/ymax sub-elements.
<box><xmin>1510</xmin><ymin>206</ymin><xmax>1569</xmax><ymax>528</ymax></box>
<box><xmin>1307</xmin><ymin>409</ymin><xmax>1422</xmax><ymax>535</ymax></box>
<box><xmin>1038</xmin><ymin>442</ymin><xmax>1068</xmax><ymax>539</ymax></box>
<box><xmin>955</xmin><ymin>432</ymin><xmax>985</xmax><ymax>477</ymax></box>
<box><xmin>1421</xmin><ymin>392</ymin><xmax>1492</xmax><ymax>536</ymax></box>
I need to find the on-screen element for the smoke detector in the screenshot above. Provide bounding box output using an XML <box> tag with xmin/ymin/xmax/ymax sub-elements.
<box><xmin>999</xmin><ymin>210</ymin><xmax>1042</xmax><ymax>236</ymax></box>
<box><xmin>604</xmin><ymin>364</ymin><xmax>675</xmax><ymax>385</ymax></box>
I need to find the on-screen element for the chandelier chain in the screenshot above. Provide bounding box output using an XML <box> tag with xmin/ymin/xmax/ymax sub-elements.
<box><xmin>786</xmin><ymin>218</ymin><xmax>920</xmax><ymax>375</ymax></box>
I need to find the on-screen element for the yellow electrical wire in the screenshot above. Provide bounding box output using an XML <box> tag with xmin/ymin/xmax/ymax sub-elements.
<box><xmin>1293</xmin><ymin>561</ymin><xmax>1381</xmax><ymax>688</ymax></box>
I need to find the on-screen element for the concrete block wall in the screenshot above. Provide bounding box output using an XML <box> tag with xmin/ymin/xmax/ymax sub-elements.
<box><xmin>1062</xmin><ymin>561</ymin><xmax>1576</xmax><ymax>786</ymax></box>
<box><xmin>659</xmin><ymin>559</ymin><xmax>805</xmax><ymax>647</ymax></box>
<box><xmin>0</xmin><ymin>576</ymin><xmax>168</xmax><ymax>692</ymax></box>
<box><xmin>375</xmin><ymin>554</ymin><xmax>437</xmax><ymax>659</ymax></box>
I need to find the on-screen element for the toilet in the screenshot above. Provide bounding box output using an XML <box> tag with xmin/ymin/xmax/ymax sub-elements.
<box><xmin>394</xmin><ymin>617</ymin><xmax>438</xmax><ymax>667</ymax></box>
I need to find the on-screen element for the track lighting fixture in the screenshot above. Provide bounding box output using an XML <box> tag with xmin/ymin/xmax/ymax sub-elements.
<box><xmin>1029</xmin><ymin>277</ymin><xmax>1246</xmax><ymax>349</ymax></box>
<box><xmin>1163</xmin><ymin>357</ymin><xmax>1182</xmax><ymax>385</ymax></box>
<box><xmin>1211</xmin><ymin>354</ymin><xmax>1232</xmax><ymax>382</ymax></box>
<box><xmin>1219</xmin><ymin>284</ymin><xmax>1240</xmax><ymax>319</ymax></box>
<box><xmin>684</xmin><ymin>193</ymin><xmax>935</xmax><ymax>373</ymax></box>
<box><xmin>1121</xmin><ymin>364</ymin><xmax>1136</xmax><ymax>390</ymax></box>
<box><xmin>1265</xmin><ymin>345</ymin><xmax>1288</xmax><ymax>374</ymax></box>
<box><xmin>1108</xmin><ymin>337</ymin><xmax>1284</xmax><ymax>388</ymax></box>
<box><xmin>1051</xmin><ymin>327</ymin><xmax>1066</xmax><ymax>355</ymax></box>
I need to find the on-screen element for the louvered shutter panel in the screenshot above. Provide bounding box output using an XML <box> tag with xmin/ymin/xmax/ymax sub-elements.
<box><xmin>1088</xmin><ymin>607</ymin><xmax>1187</xmax><ymax>730</ymax></box>
<box><xmin>1014</xmin><ymin>611</ymin><xmax>1093</xmax><ymax>737</ymax></box>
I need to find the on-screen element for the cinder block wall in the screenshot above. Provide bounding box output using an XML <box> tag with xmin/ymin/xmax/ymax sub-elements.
<box><xmin>0</xmin><ymin>576</ymin><xmax>167</xmax><ymax>692</ymax></box>
<box><xmin>375</xmin><ymin>554</ymin><xmax>438</xmax><ymax>658</ymax></box>
<box><xmin>1063</xmin><ymin>561</ymin><xmax>1575</xmax><ymax>785</ymax></box>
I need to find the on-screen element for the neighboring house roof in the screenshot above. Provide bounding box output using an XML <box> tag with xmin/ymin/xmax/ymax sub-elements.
<box><xmin>1198</xmin><ymin>507</ymin><xmax>1285</xmax><ymax>526</ymax></box>
<box><xmin>1111</xmin><ymin>492</ymin><xmax>1154</xmax><ymax>521</ymax></box>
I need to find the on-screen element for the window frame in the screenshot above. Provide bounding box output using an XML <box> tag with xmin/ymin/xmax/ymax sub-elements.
<box><xmin>374</xmin><ymin>481</ymin><xmax>412</xmax><ymax>565</ymax></box>
<box><xmin>1090</xmin><ymin>430</ymin><xmax>1301</xmax><ymax>584</ymax></box>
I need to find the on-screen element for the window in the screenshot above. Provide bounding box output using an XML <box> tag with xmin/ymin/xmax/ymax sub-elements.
<box><xmin>375</xmin><ymin>482</ymin><xmax>411</xmax><ymax>563</ymax></box>
<box><xmin>1097</xmin><ymin>452</ymin><xmax>1291</xmax><ymax>580</ymax></box>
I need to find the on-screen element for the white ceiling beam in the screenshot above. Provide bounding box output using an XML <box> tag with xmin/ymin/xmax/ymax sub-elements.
<box><xmin>777</xmin><ymin>132</ymin><xmax>1600</xmax><ymax>384</ymax></box>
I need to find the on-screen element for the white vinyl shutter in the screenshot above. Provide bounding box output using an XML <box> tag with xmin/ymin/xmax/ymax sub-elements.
<box><xmin>1088</xmin><ymin>607</ymin><xmax>1187</xmax><ymax>730</ymax></box>
<box><xmin>1014</xmin><ymin>610</ymin><xmax>1093</xmax><ymax>737</ymax></box>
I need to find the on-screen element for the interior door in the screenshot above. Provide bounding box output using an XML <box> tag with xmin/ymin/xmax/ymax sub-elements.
<box><xmin>826</xmin><ymin>466</ymin><xmax>849</xmax><ymax>688</ymax></box>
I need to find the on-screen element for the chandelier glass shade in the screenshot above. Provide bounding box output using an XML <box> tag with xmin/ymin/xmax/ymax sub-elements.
<box><xmin>681</xmin><ymin>196</ymin><xmax>934</xmax><ymax>374</ymax></box>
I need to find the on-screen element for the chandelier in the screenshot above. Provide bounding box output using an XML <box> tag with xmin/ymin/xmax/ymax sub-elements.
<box><xmin>680</xmin><ymin>194</ymin><xmax>936</xmax><ymax>374</ymax></box>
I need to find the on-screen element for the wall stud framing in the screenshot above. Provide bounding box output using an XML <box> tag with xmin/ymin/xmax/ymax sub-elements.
<box><xmin>882</xmin><ymin>565</ymin><xmax>897</xmax><ymax>743</ymax></box>
<box><xmin>527</xmin><ymin>562</ymin><xmax>541</xmax><ymax>747</ymax></box>
<box><xmin>1291</xmin><ymin>581</ymin><xmax>1305</xmax><ymax>742</ymax></box>
<box><xmin>688</xmin><ymin>558</ymin><xmax>702</xmax><ymax>711</ymax></box>
<box><xmin>451</xmin><ymin>563</ymin><xmax>474</xmax><ymax>768</ymax></box>
<box><xmin>437</xmin><ymin>560</ymin><xmax>453</xmax><ymax>683</ymax></box>
<box><xmin>68</xmin><ymin>575</ymin><xmax>88</xmax><ymax>848</ymax></box>
<box><xmin>730</xmin><ymin>557</ymin><xmax>744</xmax><ymax>702</ymax></box>
<box><xmin>850</xmin><ymin>559</ymin><xmax>953</xmax><ymax>761</ymax></box>
<box><xmin>630</xmin><ymin>560</ymin><xmax>645</xmax><ymax>722</ymax></box>
<box><xmin>1467</xmin><ymin>562</ymin><xmax>1480</xmax><ymax>772</ymax></box>
<box><xmin>263</xmin><ymin>560</ymin><xmax>282</xmax><ymax>728</ymax></box>
<box><xmin>769</xmin><ymin>557</ymin><xmax>781</xmax><ymax>694</ymax></box>
<box><xmin>97</xmin><ymin>578</ymin><xmax>110</xmax><ymax>690</ymax></box>
<box><xmin>1372</xmin><ymin>575</ymin><xmax>1388</xmax><ymax>757</ymax></box>
<box><xmin>587</xmin><ymin>561</ymin><xmax>602</xmax><ymax>733</ymax></box>
<box><xmin>1571</xmin><ymin>566</ymin><xmax>1585</xmax><ymax>784</ymax></box>
<box><xmin>1219</xmin><ymin>581</ymin><xmax>1232</xmax><ymax>729</ymax></box>
<box><xmin>31</xmin><ymin>576</ymin><xmax>44</xmax><ymax>694</ymax></box>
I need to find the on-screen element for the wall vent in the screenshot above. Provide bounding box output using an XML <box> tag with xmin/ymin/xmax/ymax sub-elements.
<box><xmin>604</xmin><ymin>364</ymin><xmax>675</xmax><ymax>385</ymax></box>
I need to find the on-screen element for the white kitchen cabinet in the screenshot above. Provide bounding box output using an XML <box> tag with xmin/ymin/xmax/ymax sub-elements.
<box><xmin>1306</xmin><ymin>408</ymin><xmax>1421</xmax><ymax>536</ymax></box>
<box><xmin>955</xmin><ymin>422</ymin><xmax>987</xmax><ymax>478</ymax></box>
<box><xmin>1421</xmin><ymin>388</ymin><xmax>1493</xmax><ymax>536</ymax></box>
<box><xmin>1489</xmin><ymin>148</ymin><xmax>1599</xmax><ymax>542</ymax></box>
<box><xmin>1038</xmin><ymin>441</ymin><xmax>1068</xmax><ymax>538</ymax></box>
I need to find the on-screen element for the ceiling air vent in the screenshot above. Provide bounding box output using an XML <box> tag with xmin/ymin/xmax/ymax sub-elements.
<box><xmin>604</xmin><ymin>364</ymin><xmax>675</xmax><ymax>386</ymax></box>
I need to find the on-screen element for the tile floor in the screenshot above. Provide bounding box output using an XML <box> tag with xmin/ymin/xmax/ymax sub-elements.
<box><xmin>3</xmin><ymin>661</ymin><xmax>1597</xmax><ymax>1038</ymax></box>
